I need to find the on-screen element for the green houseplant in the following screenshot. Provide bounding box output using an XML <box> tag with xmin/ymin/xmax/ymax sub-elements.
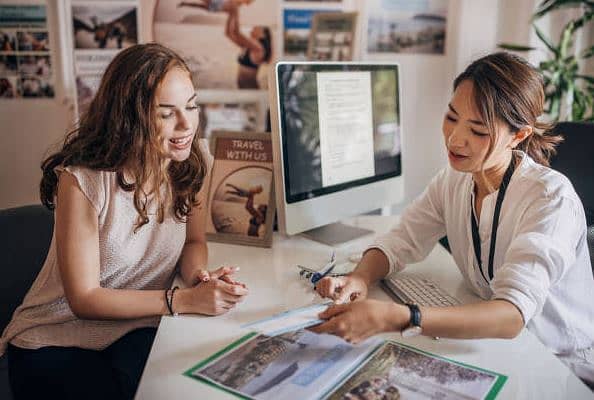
<box><xmin>499</xmin><ymin>0</ymin><xmax>594</xmax><ymax>121</ymax></box>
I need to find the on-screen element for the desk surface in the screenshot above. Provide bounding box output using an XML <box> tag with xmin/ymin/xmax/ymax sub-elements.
<box><xmin>136</xmin><ymin>216</ymin><xmax>593</xmax><ymax>400</ymax></box>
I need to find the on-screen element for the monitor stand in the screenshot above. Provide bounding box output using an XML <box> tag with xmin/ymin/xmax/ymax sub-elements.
<box><xmin>301</xmin><ymin>222</ymin><xmax>374</xmax><ymax>246</ymax></box>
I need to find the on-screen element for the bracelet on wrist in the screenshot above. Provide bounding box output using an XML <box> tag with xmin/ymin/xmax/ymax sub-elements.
<box><xmin>165</xmin><ymin>286</ymin><xmax>179</xmax><ymax>316</ymax></box>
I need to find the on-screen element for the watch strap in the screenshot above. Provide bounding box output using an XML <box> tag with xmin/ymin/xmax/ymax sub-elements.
<box><xmin>406</xmin><ymin>303</ymin><xmax>421</xmax><ymax>328</ymax></box>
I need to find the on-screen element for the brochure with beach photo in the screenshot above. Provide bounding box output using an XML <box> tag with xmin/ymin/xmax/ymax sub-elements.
<box><xmin>205</xmin><ymin>130</ymin><xmax>275</xmax><ymax>247</ymax></box>
<box><xmin>184</xmin><ymin>330</ymin><xmax>507</xmax><ymax>400</ymax></box>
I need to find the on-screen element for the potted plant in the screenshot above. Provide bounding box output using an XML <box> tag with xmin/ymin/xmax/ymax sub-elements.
<box><xmin>499</xmin><ymin>0</ymin><xmax>594</xmax><ymax>121</ymax></box>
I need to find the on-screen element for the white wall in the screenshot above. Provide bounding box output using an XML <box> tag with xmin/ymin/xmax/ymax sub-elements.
<box><xmin>0</xmin><ymin>0</ymin><xmax>548</xmax><ymax>210</ymax></box>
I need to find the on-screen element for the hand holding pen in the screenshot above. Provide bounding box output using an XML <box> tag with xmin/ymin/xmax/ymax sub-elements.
<box><xmin>311</xmin><ymin>251</ymin><xmax>336</xmax><ymax>286</ymax></box>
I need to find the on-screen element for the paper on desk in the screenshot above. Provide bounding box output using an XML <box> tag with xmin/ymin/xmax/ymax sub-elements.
<box><xmin>241</xmin><ymin>302</ymin><xmax>332</xmax><ymax>336</ymax></box>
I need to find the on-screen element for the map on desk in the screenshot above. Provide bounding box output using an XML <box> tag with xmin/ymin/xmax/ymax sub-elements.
<box><xmin>184</xmin><ymin>330</ymin><xmax>507</xmax><ymax>400</ymax></box>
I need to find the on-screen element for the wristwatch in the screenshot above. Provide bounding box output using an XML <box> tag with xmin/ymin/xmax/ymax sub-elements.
<box><xmin>401</xmin><ymin>303</ymin><xmax>423</xmax><ymax>338</ymax></box>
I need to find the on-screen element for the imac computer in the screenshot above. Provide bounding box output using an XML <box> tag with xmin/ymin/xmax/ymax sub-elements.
<box><xmin>269</xmin><ymin>62</ymin><xmax>404</xmax><ymax>245</ymax></box>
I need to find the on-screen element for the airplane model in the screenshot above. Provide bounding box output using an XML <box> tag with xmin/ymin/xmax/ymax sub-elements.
<box><xmin>297</xmin><ymin>251</ymin><xmax>358</xmax><ymax>284</ymax></box>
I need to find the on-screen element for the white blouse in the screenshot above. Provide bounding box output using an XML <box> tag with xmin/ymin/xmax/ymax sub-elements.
<box><xmin>372</xmin><ymin>151</ymin><xmax>594</xmax><ymax>355</ymax></box>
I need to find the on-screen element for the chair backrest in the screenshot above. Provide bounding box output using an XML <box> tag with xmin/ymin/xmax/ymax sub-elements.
<box><xmin>0</xmin><ymin>205</ymin><xmax>54</xmax><ymax>332</ymax></box>
<box><xmin>549</xmin><ymin>122</ymin><xmax>594</xmax><ymax>226</ymax></box>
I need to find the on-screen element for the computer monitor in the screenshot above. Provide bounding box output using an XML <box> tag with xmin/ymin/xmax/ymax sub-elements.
<box><xmin>269</xmin><ymin>62</ymin><xmax>404</xmax><ymax>245</ymax></box>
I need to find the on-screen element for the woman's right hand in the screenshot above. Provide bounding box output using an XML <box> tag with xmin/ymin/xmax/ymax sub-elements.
<box><xmin>315</xmin><ymin>273</ymin><xmax>369</xmax><ymax>304</ymax></box>
<box><xmin>176</xmin><ymin>279</ymin><xmax>248</xmax><ymax>316</ymax></box>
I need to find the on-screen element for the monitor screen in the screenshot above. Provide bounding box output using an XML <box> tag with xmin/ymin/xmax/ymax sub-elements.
<box><xmin>276</xmin><ymin>63</ymin><xmax>402</xmax><ymax>204</ymax></box>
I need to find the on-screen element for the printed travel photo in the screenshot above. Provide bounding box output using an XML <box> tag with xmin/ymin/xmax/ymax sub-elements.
<box><xmin>72</xmin><ymin>3</ymin><xmax>138</xmax><ymax>49</ymax></box>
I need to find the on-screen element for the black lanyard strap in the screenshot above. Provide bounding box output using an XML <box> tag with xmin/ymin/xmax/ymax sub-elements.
<box><xmin>471</xmin><ymin>155</ymin><xmax>517</xmax><ymax>283</ymax></box>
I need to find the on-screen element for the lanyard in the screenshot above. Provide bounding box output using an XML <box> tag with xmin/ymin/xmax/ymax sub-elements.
<box><xmin>471</xmin><ymin>156</ymin><xmax>516</xmax><ymax>283</ymax></box>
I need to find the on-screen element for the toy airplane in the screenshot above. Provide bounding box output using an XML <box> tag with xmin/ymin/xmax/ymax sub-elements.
<box><xmin>297</xmin><ymin>251</ymin><xmax>356</xmax><ymax>284</ymax></box>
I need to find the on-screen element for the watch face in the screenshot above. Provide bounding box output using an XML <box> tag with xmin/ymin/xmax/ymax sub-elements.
<box><xmin>401</xmin><ymin>325</ymin><xmax>422</xmax><ymax>338</ymax></box>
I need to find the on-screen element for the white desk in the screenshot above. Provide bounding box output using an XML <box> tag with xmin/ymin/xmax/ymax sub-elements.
<box><xmin>136</xmin><ymin>216</ymin><xmax>593</xmax><ymax>399</ymax></box>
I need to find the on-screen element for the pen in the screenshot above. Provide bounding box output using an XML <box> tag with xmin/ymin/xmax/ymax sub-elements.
<box><xmin>311</xmin><ymin>251</ymin><xmax>336</xmax><ymax>285</ymax></box>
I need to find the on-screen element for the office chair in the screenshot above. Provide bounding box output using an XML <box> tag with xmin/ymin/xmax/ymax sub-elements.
<box><xmin>549</xmin><ymin>122</ymin><xmax>594</xmax><ymax>269</ymax></box>
<box><xmin>0</xmin><ymin>205</ymin><xmax>54</xmax><ymax>400</ymax></box>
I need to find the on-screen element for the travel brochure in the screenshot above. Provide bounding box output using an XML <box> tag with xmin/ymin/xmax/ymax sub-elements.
<box><xmin>205</xmin><ymin>130</ymin><xmax>275</xmax><ymax>247</ymax></box>
<box><xmin>184</xmin><ymin>328</ymin><xmax>507</xmax><ymax>400</ymax></box>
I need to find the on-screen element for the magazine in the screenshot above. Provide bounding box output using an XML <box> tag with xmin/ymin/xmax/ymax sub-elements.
<box><xmin>184</xmin><ymin>331</ymin><xmax>507</xmax><ymax>400</ymax></box>
<box><xmin>329</xmin><ymin>341</ymin><xmax>507</xmax><ymax>400</ymax></box>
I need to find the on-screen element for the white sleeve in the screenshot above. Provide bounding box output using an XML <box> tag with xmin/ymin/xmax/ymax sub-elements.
<box><xmin>491</xmin><ymin>195</ymin><xmax>581</xmax><ymax>325</ymax></box>
<box><xmin>369</xmin><ymin>169</ymin><xmax>447</xmax><ymax>275</ymax></box>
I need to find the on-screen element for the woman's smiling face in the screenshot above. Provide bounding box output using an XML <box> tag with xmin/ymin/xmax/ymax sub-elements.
<box><xmin>442</xmin><ymin>79</ymin><xmax>514</xmax><ymax>173</ymax></box>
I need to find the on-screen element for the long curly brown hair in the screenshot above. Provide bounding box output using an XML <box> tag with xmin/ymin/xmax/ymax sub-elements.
<box><xmin>40</xmin><ymin>43</ymin><xmax>207</xmax><ymax>229</ymax></box>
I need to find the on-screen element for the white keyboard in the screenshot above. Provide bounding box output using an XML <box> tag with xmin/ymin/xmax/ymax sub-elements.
<box><xmin>381</xmin><ymin>276</ymin><xmax>460</xmax><ymax>307</ymax></box>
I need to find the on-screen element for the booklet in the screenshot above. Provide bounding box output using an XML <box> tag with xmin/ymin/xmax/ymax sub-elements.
<box><xmin>240</xmin><ymin>302</ymin><xmax>330</xmax><ymax>336</ymax></box>
<box><xmin>184</xmin><ymin>330</ymin><xmax>507</xmax><ymax>400</ymax></box>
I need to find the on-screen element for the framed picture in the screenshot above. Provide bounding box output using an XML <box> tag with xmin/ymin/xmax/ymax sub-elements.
<box><xmin>205</xmin><ymin>130</ymin><xmax>275</xmax><ymax>247</ymax></box>
<box><xmin>307</xmin><ymin>12</ymin><xmax>357</xmax><ymax>61</ymax></box>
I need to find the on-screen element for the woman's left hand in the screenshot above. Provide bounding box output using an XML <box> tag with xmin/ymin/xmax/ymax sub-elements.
<box><xmin>191</xmin><ymin>266</ymin><xmax>247</xmax><ymax>288</ymax></box>
<box><xmin>309</xmin><ymin>299</ymin><xmax>408</xmax><ymax>344</ymax></box>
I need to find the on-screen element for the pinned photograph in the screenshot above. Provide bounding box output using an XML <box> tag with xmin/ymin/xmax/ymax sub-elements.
<box><xmin>153</xmin><ymin>0</ymin><xmax>275</xmax><ymax>90</ymax></box>
<box><xmin>366</xmin><ymin>0</ymin><xmax>448</xmax><ymax>55</ymax></box>
<box><xmin>0</xmin><ymin>55</ymin><xmax>17</xmax><ymax>75</ymax></box>
<box><xmin>283</xmin><ymin>8</ymin><xmax>340</xmax><ymax>58</ymax></box>
<box><xmin>18</xmin><ymin>75</ymin><xmax>54</xmax><ymax>97</ymax></box>
<box><xmin>17</xmin><ymin>55</ymin><xmax>51</xmax><ymax>77</ymax></box>
<box><xmin>0</xmin><ymin>30</ymin><xmax>16</xmax><ymax>51</ymax></box>
<box><xmin>72</xmin><ymin>3</ymin><xmax>138</xmax><ymax>49</ymax></box>
<box><xmin>0</xmin><ymin>76</ymin><xmax>17</xmax><ymax>97</ymax></box>
<box><xmin>17</xmin><ymin>31</ymin><xmax>49</xmax><ymax>51</ymax></box>
<box><xmin>205</xmin><ymin>130</ymin><xmax>275</xmax><ymax>247</ymax></box>
<box><xmin>307</xmin><ymin>12</ymin><xmax>357</xmax><ymax>61</ymax></box>
<box><xmin>199</xmin><ymin>102</ymin><xmax>259</xmax><ymax>139</ymax></box>
<box><xmin>76</xmin><ymin>74</ymin><xmax>102</xmax><ymax>116</ymax></box>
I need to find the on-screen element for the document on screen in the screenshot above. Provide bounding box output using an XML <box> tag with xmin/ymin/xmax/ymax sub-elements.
<box><xmin>316</xmin><ymin>71</ymin><xmax>375</xmax><ymax>187</ymax></box>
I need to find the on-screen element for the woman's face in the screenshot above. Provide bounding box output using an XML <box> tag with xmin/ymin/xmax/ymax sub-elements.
<box><xmin>442</xmin><ymin>79</ymin><xmax>513</xmax><ymax>173</ymax></box>
<box><xmin>155</xmin><ymin>67</ymin><xmax>199</xmax><ymax>163</ymax></box>
<box><xmin>251</xmin><ymin>26</ymin><xmax>264</xmax><ymax>39</ymax></box>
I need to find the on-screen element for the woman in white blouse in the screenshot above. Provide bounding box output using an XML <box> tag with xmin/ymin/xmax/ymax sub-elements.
<box><xmin>314</xmin><ymin>52</ymin><xmax>594</xmax><ymax>386</ymax></box>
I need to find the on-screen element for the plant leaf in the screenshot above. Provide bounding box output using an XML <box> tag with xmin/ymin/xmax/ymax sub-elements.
<box><xmin>498</xmin><ymin>43</ymin><xmax>535</xmax><ymax>52</ymax></box>
<box><xmin>533</xmin><ymin>23</ymin><xmax>559</xmax><ymax>56</ymax></box>
<box><xmin>581</xmin><ymin>45</ymin><xmax>594</xmax><ymax>59</ymax></box>
<box><xmin>576</xmin><ymin>74</ymin><xmax>594</xmax><ymax>84</ymax></box>
<box><xmin>570</xmin><ymin>10</ymin><xmax>594</xmax><ymax>34</ymax></box>
<box><xmin>534</xmin><ymin>0</ymin><xmax>594</xmax><ymax>19</ymax></box>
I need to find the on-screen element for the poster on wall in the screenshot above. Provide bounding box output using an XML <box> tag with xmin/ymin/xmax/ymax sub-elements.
<box><xmin>0</xmin><ymin>3</ymin><xmax>54</xmax><ymax>99</ymax></box>
<box><xmin>70</xmin><ymin>0</ymin><xmax>139</xmax><ymax>115</ymax></box>
<box><xmin>307</xmin><ymin>12</ymin><xmax>357</xmax><ymax>61</ymax></box>
<box><xmin>282</xmin><ymin>8</ymin><xmax>340</xmax><ymax>59</ymax></box>
<box><xmin>366</xmin><ymin>0</ymin><xmax>448</xmax><ymax>55</ymax></box>
<box><xmin>153</xmin><ymin>0</ymin><xmax>277</xmax><ymax>90</ymax></box>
